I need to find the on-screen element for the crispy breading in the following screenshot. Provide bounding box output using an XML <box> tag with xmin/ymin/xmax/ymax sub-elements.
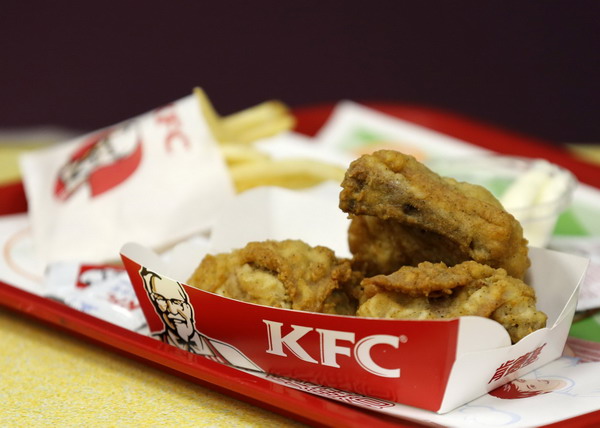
<box><xmin>358</xmin><ymin>261</ymin><xmax>547</xmax><ymax>343</ymax></box>
<box><xmin>339</xmin><ymin>150</ymin><xmax>530</xmax><ymax>279</ymax></box>
<box><xmin>348</xmin><ymin>215</ymin><xmax>470</xmax><ymax>277</ymax></box>
<box><xmin>362</xmin><ymin>259</ymin><xmax>497</xmax><ymax>297</ymax></box>
<box><xmin>187</xmin><ymin>239</ymin><xmax>353</xmax><ymax>312</ymax></box>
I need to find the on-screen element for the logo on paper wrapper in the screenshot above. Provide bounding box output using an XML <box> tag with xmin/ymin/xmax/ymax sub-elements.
<box><xmin>54</xmin><ymin>123</ymin><xmax>142</xmax><ymax>200</ymax></box>
<box><xmin>77</xmin><ymin>265</ymin><xmax>124</xmax><ymax>289</ymax></box>
<box><xmin>76</xmin><ymin>265</ymin><xmax>140</xmax><ymax>311</ymax></box>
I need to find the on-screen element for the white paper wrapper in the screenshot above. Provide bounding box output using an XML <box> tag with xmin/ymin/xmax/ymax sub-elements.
<box><xmin>44</xmin><ymin>261</ymin><xmax>147</xmax><ymax>332</ymax></box>
<box><xmin>20</xmin><ymin>94</ymin><xmax>235</xmax><ymax>265</ymax></box>
<box><xmin>209</xmin><ymin>183</ymin><xmax>351</xmax><ymax>257</ymax></box>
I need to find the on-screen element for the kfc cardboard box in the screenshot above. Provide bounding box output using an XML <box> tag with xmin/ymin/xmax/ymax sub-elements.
<box><xmin>120</xmin><ymin>186</ymin><xmax>588</xmax><ymax>414</ymax></box>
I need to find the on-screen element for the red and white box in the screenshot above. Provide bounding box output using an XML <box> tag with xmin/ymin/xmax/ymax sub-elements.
<box><xmin>120</xmin><ymin>186</ymin><xmax>588</xmax><ymax>413</ymax></box>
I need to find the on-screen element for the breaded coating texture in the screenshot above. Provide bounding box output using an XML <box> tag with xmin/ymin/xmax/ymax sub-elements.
<box><xmin>187</xmin><ymin>239</ymin><xmax>353</xmax><ymax>312</ymax></box>
<box><xmin>339</xmin><ymin>150</ymin><xmax>530</xmax><ymax>279</ymax></box>
<box><xmin>358</xmin><ymin>261</ymin><xmax>547</xmax><ymax>343</ymax></box>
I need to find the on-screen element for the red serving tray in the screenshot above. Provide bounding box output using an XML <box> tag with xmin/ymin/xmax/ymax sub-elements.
<box><xmin>1</xmin><ymin>103</ymin><xmax>600</xmax><ymax>427</ymax></box>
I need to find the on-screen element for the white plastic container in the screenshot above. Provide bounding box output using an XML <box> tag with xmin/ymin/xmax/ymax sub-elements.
<box><xmin>426</xmin><ymin>155</ymin><xmax>577</xmax><ymax>247</ymax></box>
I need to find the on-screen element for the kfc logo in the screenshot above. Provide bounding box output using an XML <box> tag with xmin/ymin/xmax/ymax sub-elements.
<box><xmin>153</xmin><ymin>102</ymin><xmax>191</xmax><ymax>152</ymax></box>
<box><xmin>77</xmin><ymin>265</ymin><xmax>140</xmax><ymax>311</ymax></box>
<box><xmin>77</xmin><ymin>265</ymin><xmax>124</xmax><ymax>289</ymax></box>
<box><xmin>54</xmin><ymin>122</ymin><xmax>142</xmax><ymax>200</ymax></box>
<box><xmin>139</xmin><ymin>267</ymin><xmax>263</xmax><ymax>372</ymax></box>
<box><xmin>263</xmin><ymin>320</ymin><xmax>407</xmax><ymax>378</ymax></box>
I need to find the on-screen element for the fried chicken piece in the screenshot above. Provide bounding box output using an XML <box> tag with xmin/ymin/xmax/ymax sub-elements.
<box><xmin>346</xmin><ymin>176</ymin><xmax>513</xmax><ymax>276</ymax></box>
<box><xmin>187</xmin><ymin>239</ymin><xmax>353</xmax><ymax>313</ymax></box>
<box><xmin>357</xmin><ymin>261</ymin><xmax>547</xmax><ymax>343</ymax></box>
<box><xmin>321</xmin><ymin>268</ymin><xmax>364</xmax><ymax>315</ymax></box>
<box><xmin>348</xmin><ymin>215</ymin><xmax>470</xmax><ymax>277</ymax></box>
<box><xmin>339</xmin><ymin>150</ymin><xmax>530</xmax><ymax>279</ymax></box>
<box><xmin>321</xmin><ymin>289</ymin><xmax>358</xmax><ymax>316</ymax></box>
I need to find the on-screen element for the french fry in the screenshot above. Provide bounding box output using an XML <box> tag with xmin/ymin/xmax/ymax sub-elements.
<box><xmin>220</xmin><ymin>143</ymin><xmax>270</xmax><ymax>166</ymax></box>
<box><xmin>195</xmin><ymin>88</ymin><xmax>341</xmax><ymax>193</ymax></box>
<box><xmin>194</xmin><ymin>87</ymin><xmax>295</xmax><ymax>144</ymax></box>
<box><xmin>229</xmin><ymin>158</ymin><xmax>345</xmax><ymax>192</ymax></box>
<box><xmin>223</xmin><ymin>113</ymin><xmax>295</xmax><ymax>144</ymax></box>
<box><xmin>194</xmin><ymin>87</ymin><xmax>226</xmax><ymax>141</ymax></box>
<box><xmin>220</xmin><ymin>101</ymin><xmax>295</xmax><ymax>143</ymax></box>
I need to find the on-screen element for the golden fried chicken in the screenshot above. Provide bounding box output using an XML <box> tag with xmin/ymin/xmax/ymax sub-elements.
<box><xmin>339</xmin><ymin>150</ymin><xmax>530</xmax><ymax>279</ymax></box>
<box><xmin>357</xmin><ymin>261</ymin><xmax>547</xmax><ymax>343</ymax></box>
<box><xmin>187</xmin><ymin>239</ymin><xmax>353</xmax><ymax>313</ymax></box>
<box><xmin>320</xmin><ymin>268</ymin><xmax>363</xmax><ymax>315</ymax></box>
<box><xmin>347</xmin><ymin>215</ymin><xmax>470</xmax><ymax>277</ymax></box>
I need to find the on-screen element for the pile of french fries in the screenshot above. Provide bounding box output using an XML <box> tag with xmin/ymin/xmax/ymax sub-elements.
<box><xmin>195</xmin><ymin>88</ymin><xmax>345</xmax><ymax>192</ymax></box>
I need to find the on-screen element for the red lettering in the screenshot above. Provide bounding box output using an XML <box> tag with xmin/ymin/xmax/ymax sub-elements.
<box><xmin>506</xmin><ymin>354</ymin><xmax>529</xmax><ymax>375</ymax></box>
<box><xmin>488</xmin><ymin>360</ymin><xmax>513</xmax><ymax>383</ymax></box>
<box><xmin>523</xmin><ymin>344</ymin><xmax>546</xmax><ymax>366</ymax></box>
<box><xmin>154</xmin><ymin>104</ymin><xmax>191</xmax><ymax>152</ymax></box>
<box><xmin>164</xmin><ymin>131</ymin><xmax>191</xmax><ymax>151</ymax></box>
<box><xmin>488</xmin><ymin>343</ymin><xmax>548</xmax><ymax>384</ymax></box>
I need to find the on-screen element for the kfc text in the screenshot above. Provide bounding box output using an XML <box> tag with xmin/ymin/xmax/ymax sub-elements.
<box><xmin>263</xmin><ymin>320</ymin><xmax>407</xmax><ymax>378</ymax></box>
<box><xmin>154</xmin><ymin>103</ymin><xmax>191</xmax><ymax>152</ymax></box>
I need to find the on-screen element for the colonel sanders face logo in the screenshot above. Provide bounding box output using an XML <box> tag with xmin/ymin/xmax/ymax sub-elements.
<box><xmin>136</xmin><ymin>266</ymin><xmax>264</xmax><ymax>373</ymax></box>
<box><xmin>54</xmin><ymin>122</ymin><xmax>142</xmax><ymax>200</ymax></box>
<box><xmin>140</xmin><ymin>267</ymin><xmax>199</xmax><ymax>346</ymax></box>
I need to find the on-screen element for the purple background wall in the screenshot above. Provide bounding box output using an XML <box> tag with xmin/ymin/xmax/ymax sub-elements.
<box><xmin>2</xmin><ymin>1</ymin><xmax>599</xmax><ymax>144</ymax></box>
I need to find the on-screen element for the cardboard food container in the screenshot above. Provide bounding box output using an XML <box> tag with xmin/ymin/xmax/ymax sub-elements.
<box><xmin>120</xmin><ymin>187</ymin><xmax>588</xmax><ymax>413</ymax></box>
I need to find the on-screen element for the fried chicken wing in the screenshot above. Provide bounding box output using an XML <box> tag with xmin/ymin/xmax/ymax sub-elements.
<box><xmin>187</xmin><ymin>239</ymin><xmax>353</xmax><ymax>313</ymax></box>
<box><xmin>357</xmin><ymin>261</ymin><xmax>547</xmax><ymax>343</ymax></box>
<box><xmin>339</xmin><ymin>150</ymin><xmax>530</xmax><ymax>279</ymax></box>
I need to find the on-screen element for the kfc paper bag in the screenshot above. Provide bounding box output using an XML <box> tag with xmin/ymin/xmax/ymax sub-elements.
<box><xmin>20</xmin><ymin>93</ymin><xmax>235</xmax><ymax>264</ymax></box>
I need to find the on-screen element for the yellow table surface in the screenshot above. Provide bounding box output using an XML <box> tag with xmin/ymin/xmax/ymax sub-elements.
<box><xmin>0</xmin><ymin>308</ymin><xmax>303</xmax><ymax>428</ymax></box>
<box><xmin>1</xmin><ymin>137</ymin><xmax>599</xmax><ymax>427</ymax></box>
